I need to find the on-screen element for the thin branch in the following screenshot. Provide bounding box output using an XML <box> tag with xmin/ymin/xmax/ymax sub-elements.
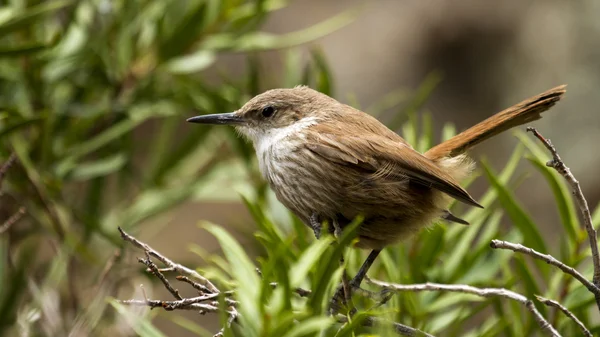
<box><xmin>0</xmin><ymin>207</ymin><xmax>26</xmax><ymax>234</ymax></box>
<box><xmin>118</xmin><ymin>298</ymin><xmax>220</xmax><ymax>312</ymax></box>
<box><xmin>490</xmin><ymin>240</ymin><xmax>600</xmax><ymax>298</ymax></box>
<box><xmin>535</xmin><ymin>295</ymin><xmax>592</xmax><ymax>337</ymax></box>
<box><xmin>527</xmin><ymin>127</ymin><xmax>600</xmax><ymax>308</ymax></box>
<box><xmin>0</xmin><ymin>153</ymin><xmax>17</xmax><ymax>189</ymax></box>
<box><xmin>367</xmin><ymin>278</ymin><xmax>561</xmax><ymax>337</ymax></box>
<box><xmin>177</xmin><ymin>275</ymin><xmax>213</xmax><ymax>295</ymax></box>
<box><xmin>117</xmin><ymin>228</ymin><xmax>425</xmax><ymax>336</ymax></box>
<box><xmin>96</xmin><ymin>250</ymin><xmax>122</xmax><ymax>291</ymax></box>
<box><xmin>118</xmin><ymin>227</ymin><xmax>219</xmax><ymax>293</ymax></box>
<box><xmin>139</xmin><ymin>251</ymin><xmax>182</xmax><ymax>300</ymax></box>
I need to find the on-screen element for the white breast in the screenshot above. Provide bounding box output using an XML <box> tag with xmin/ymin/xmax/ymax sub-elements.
<box><xmin>253</xmin><ymin>116</ymin><xmax>319</xmax><ymax>180</ymax></box>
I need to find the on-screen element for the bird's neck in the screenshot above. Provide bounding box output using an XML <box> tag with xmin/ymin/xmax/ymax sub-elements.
<box><xmin>250</xmin><ymin>116</ymin><xmax>320</xmax><ymax>177</ymax></box>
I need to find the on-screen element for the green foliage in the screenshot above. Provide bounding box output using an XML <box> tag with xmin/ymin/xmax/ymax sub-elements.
<box><xmin>1</xmin><ymin>1</ymin><xmax>598</xmax><ymax>337</ymax></box>
<box><xmin>181</xmin><ymin>98</ymin><xmax>600</xmax><ymax>336</ymax></box>
<box><xmin>0</xmin><ymin>0</ymin><xmax>353</xmax><ymax>335</ymax></box>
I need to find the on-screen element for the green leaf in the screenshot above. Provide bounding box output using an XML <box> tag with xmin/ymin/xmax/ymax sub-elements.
<box><xmin>0</xmin><ymin>42</ymin><xmax>49</xmax><ymax>57</ymax></box>
<box><xmin>158</xmin><ymin>1</ymin><xmax>208</xmax><ymax>61</ymax></box>
<box><xmin>0</xmin><ymin>116</ymin><xmax>42</xmax><ymax>138</ymax></box>
<box><xmin>201</xmin><ymin>7</ymin><xmax>359</xmax><ymax>52</ymax></box>
<box><xmin>517</xmin><ymin>131</ymin><xmax>579</xmax><ymax>244</ymax></box>
<box><xmin>204</xmin><ymin>224</ymin><xmax>261</xmax><ymax>337</ymax></box>
<box><xmin>280</xmin><ymin>317</ymin><xmax>334</xmax><ymax>337</ymax></box>
<box><xmin>164</xmin><ymin>50</ymin><xmax>216</xmax><ymax>74</ymax></box>
<box><xmin>69</xmin><ymin>153</ymin><xmax>127</xmax><ymax>181</ymax></box>
<box><xmin>289</xmin><ymin>236</ymin><xmax>335</xmax><ymax>288</ymax></box>
<box><xmin>592</xmin><ymin>202</ymin><xmax>600</xmax><ymax>229</ymax></box>
<box><xmin>444</xmin><ymin>145</ymin><xmax>524</xmax><ymax>275</ymax></box>
<box><xmin>0</xmin><ymin>0</ymin><xmax>74</xmax><ymax>37</ymax></box>
<box><xmin>58</xmin><ymin>117</ymin><xmax>146</xmax><ymax>162</ymax></box>
<box><xmin>526</xmin><ymin>157</ymin><xmax>577</xmax><ymax>245</ymax></box>
<box><xmin>310</xmin><ymin>48</ymin><xmax>333</xmax><ymax>96</ymax></box>
<box><xmin>481</xmin><ymin>160</ymin><xmax>549</xmax><ymax>274</ymax></box>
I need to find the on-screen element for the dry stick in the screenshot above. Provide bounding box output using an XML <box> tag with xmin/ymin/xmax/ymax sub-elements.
<box><xmin>0</xmin><ymin>153</ymin><xmax>17</xmax><ymax>188</ymax></box>
<box><xmin>119</xmin><ymin>297</ymin><xmax>220</xmax><ymax>312</ymax></box>
<box><xmin>490</xmin><ymin>240</ymin><xmax>600</xmax><ymax>298</ymax></box>
<box><xmin>139</xmin><ymin>251</ymin><xmax>182</xmax><ymax>300</ymax></box>
<box><xmin>0</xmin><ymin>207</ymin><xmax>26</xmax><ymax>234</ymax></box>
<box><xmin>96</xmin><ymin>250</ymin><xmax>122</xmax><ymax>291</ymax></box>
<box><xmin>117</xmin><ymin>229</ymin><xmax>431</xmax><ymax>336</ymax></box>
<box><xmin>119</xmin><ymin>228</ymin><xmax>238</xmax><ymax>336</ymax></box>
<box><xmin>526</xmin><ymin>127</ymin><xmax>600</xmax><ymax>310</ymax></box>
<box><xmin>535</xmin><ymin>295</ymin><xmax>592</xmax><ymax>337</ymax></box>
<box><xmin>118</xmin><ymin>227</ymin><xmax>219</xmax><ymax>293</ymax></box>
<box><xmin>367</xmin><ymin>279</ymin><xmax>561</xmax><ymax>337</ymax></box>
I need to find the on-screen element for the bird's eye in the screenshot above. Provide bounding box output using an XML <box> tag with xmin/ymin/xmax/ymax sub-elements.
<box><xmin>261</xmin><ymin>106</ymin><xmax>276</xmax><ymax>118</ymax></box>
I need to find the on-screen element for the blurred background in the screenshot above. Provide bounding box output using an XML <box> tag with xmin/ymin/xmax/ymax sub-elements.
<box><xmin>1</xmin><ymin>0</ymin><xmax>599</xmax><ymax>336</ymax></box>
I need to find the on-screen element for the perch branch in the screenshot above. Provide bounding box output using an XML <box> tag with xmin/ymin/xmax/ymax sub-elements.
<box><xmin>0</xmin><ymin>207</ymin><xmax>25</xmax><ymax>234</ymax></box>
<box><xmin>527</xmin><ymin>127</ymin><xmax>600</xmax><ymax>307</ymax></box>
<box><xmin>490</xmin><ymin>240</ymin><xmax>600</xmax><ymax>298</ymax></box>
<box><xmin>119</xmin><ymin>297</ymin><xmax>220</xmax><ymax>312</ymax></box>
<box><xmin>0</xmin><ymin>153</ymin><xmax>17</xmax><ymax>189</ymax></box>
<box><xmin>117</xmin><ymin>228</ymin><xmax>430</xmax><ymax>336</ymax></box>
<box><xmin>118</xmin><ymin>226</ymin><xmax>218</xmax><ymax>292</ymax></box>
<box><xmin>139</xmin><ymin>251</ymin><xmax>182</xmax><ymax>300</ymax></box>
<box><xmin>535</xmin><ymin>295</ymin><xmax>592</xmax><ymax>337</ymax></box>
<box><xmin>367</xmin><ymin>278</ymin><xmax>561</xmax><ymax>337</ymax></box>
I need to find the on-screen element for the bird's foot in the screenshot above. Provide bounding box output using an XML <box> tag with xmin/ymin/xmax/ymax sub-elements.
<box><xmin>309</xmin><ymin>213</ymin><xmax>322</xmax><ymax>239</ymax></box>
<box><xmin>328</xmin><ymin>280</ymin><xmax>394</xmax><ymax>315</ymax></box>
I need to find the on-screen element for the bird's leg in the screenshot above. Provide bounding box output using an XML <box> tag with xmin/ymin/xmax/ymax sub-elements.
<box><xmin>348</xmin><ymin>249</ymin><xmax>381</xmax><ymax>288</ymax></box>
<box><xmin>309</xmin><ymin>213</ymin><xmax>322</xmax><ymax>239</ymax></box>
<box><xmin>332</xmin><ymin>220</ymin><xmax>353</xmax><ymax>308</ymax></box>
<box><xmin>329</xmin><ymin>249</ymin><xmax>381</xmax><ymax>315</ymax></box>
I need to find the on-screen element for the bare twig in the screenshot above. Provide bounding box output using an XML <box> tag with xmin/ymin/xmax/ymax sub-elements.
<box><xmin>118</xmin><ymin>297</ymin><xmax>220</xmax><ymax>312</ymax></box>
<box><xmin>367</xmin><ymin>279</ymin><xmax>561</xmax><ymax>337</ymax></box>
<box><xmin>0</xmin><ymin>207</ymin><xmax>26</xmax><ymax>234</ymax></box>
<box><xmin>177</xmin><ymin>275</ymin><xmax>213</xmax><ymax>294</ymax></box>
<box><xmin>118</xmin><ymin>228</ymin><xmax>427</xmax><ymax>336</ymax></box>
<box><xmin>118</xmin><ymin>227</ymin><xmax>219</xmax><ymax>293</ymax></box>
<box><xmin>0</xmin><ymin>153</ymin><xmax>17</xmax><ymax>189</ymax></box>
<box><xmin>527</xmin><ymin>127</ymin><xmax>600</xmax><ymax>308</ymax></box>
<box><xmin>139</xmin><ymin>251</ymin><xmax>182</xmax><ymax>300</ymax></box>
<box><xmin>96</xmin><ymin>250</ymin><xmax>122</xmax><ymax>291</ymax></box>
<box><xmin>535</xmin><ymin>295</ymin><xmax>592</xmax><ymax>337</ymax></box>
<box><xmin>490</xmin><ymin>240</ymin><xmax>600</xmax><ymax>298</ymax></box>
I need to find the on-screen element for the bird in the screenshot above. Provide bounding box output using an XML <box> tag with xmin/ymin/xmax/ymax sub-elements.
<box><xmin>187</xmin><ymin>84</ymin><xmax>566</xmax><ymax>299</ymax></box>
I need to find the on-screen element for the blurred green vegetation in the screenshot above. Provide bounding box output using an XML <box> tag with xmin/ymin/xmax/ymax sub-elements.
<box><xmin>1</xmin><ymin>1</ymin><xmax>599</xmax><ymax>336</ymax></box>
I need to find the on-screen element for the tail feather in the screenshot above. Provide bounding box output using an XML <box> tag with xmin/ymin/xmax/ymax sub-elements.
<box><xmin>425</xmin><ymin>85</ymin><xmax>566</xmax><ymax>161</ymax></box>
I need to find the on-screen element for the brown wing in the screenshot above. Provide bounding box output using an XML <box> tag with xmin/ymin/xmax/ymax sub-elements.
<box><xmin>305</xmin><ymin>122</ymin><xmax>482</xmax><ymax>208</ymax></box>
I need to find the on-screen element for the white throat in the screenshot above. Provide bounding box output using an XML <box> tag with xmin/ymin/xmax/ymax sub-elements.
<box><xmin>238</xmin><ymin>116</ymin><xmax>319</xmax><ymax>177</ymax></box>
<box><xmin>254</xmin><ymin>116</ymin><xmax>319</xmax><ymax>154</ymax></box>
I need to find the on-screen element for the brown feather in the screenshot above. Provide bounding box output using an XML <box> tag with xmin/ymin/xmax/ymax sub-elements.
<box><xmin>425</xmin><ymin>85</ymin><xmax>566</xmax><ymax>160</ymax></box>
<box><xmin>305</xmin><ymin>123</ymin><xmax>483</xmax><ymax>208</ymax></box>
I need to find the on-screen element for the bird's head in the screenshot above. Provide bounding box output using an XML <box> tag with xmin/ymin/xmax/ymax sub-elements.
<box><xmin>187</xmin><ymin>86</ymin><xmax>338</xmax><ymax>143</ymax></box>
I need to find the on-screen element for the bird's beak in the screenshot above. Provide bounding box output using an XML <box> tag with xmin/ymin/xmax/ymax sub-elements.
<box><xmin>186</xmin><ymin>112</ymin><xmax>245</xmax><ymax>125</ymax></box>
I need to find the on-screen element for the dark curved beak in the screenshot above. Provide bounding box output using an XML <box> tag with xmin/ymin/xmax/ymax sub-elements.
<box><xmin>186</xmin><ymin>112</ymin><xmax>245</xmax><ymax>125</ymax></box>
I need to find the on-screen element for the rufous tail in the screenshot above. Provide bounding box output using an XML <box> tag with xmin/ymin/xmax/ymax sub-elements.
<box><xmin>425</xmin><ymin>85</ymin><xmax>566</xmax><ymax>161</ymax></box>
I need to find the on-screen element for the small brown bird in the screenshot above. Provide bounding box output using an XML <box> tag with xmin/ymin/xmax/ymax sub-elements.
<box><xmin>187</xmin><ymin>85</ymin><xmax>565</xmax><ymax>291</ymax></box>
